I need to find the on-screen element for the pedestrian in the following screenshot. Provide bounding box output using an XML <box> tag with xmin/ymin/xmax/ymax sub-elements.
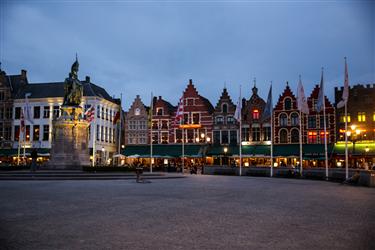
<box><xmin>31</xmin><ymin>148</ymin><xmax>38</xmax><ymax>172</ymax></box>
<box><xmin>136</xmin><ymin>162</ymin><xmax>143</xmax><ymax>183</ymax></box>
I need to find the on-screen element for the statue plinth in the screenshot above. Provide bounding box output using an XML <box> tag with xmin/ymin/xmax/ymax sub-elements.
<box><xmin>47</xmin><ymin>106</ymin><xmax>91</xmax><ymax>169</ymax></box>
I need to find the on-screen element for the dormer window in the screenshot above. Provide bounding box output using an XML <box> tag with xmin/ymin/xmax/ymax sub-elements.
<box><xmin>222</xmin><ymin>104</ymin><xmax>228</xmax><ymax>113</ymax></box>
<box><xmin>284</xmin><ymin>98</ymin><xmax>292</xmax><ymax>110</ymax></box>
<box><xmin>157</xmin><ymin>108</ymin><xmax>163</xmax><ymax>116</ymax></box>
<box><xmin>252</xmin><ymin>109</ymin><xmax>259</xmax><ymax>120</ymax></box>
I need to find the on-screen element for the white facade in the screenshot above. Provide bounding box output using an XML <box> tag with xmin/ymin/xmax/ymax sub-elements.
<box><xmin>12</xmin><ymin>96</ymin><xmax>121</xmax><ymax>164</ymax></box>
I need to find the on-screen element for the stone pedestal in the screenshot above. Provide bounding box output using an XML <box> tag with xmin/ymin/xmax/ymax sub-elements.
<box><xmin>47</xmin><ymin>106</ymin><xmax>90</xmax><ymax>169</ymax></box>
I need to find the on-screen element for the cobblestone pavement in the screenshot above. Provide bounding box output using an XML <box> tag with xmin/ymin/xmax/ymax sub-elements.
<box><xmin>0</xmin><ymin>175</ymin><xmax>374</xmax><ymax>250</ymax></box>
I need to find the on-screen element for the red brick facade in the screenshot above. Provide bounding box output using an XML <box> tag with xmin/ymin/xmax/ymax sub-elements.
<box><xmin>174</xmin><ymin>79</ymin><xmax>214</xmax><ymax>144</ymax></box>
<box><xmin>274</xmin><ymin>82</ymin><xmax>303</xmax><ymax>144</ymax></box>
<box><xmin>274</xmin><ymin>82</ymin><xmax>336</xmax><ymax>145</ymax></box>
<box><xmin>151</xmin><ymin>96</ymin><xmax>176</xmax><ymax>144</ymax></box>
<box><xmin>307</xmin><ymin>85</ymin><xmax>336</xmax><ymax>144</ymax></box>
<box><xmin>213</xmin><ymin>87</ymin><xmax>238</xmax><ymax>145</ymax></box>
<box><xmin>242</xmin><ymin>84</ymin><xmax>270</xmax><ymax>144</ymax></box>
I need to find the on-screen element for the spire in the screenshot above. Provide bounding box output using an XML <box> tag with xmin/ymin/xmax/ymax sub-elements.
<box><xmin>252</xmin><ymin>77</ymin><xmax>258</xmax><ymax>95</ymax></box>
<box><xmin>224</xmin><ymin>81</ymin><xmax>227</xmax><ymax>89</ymax></box>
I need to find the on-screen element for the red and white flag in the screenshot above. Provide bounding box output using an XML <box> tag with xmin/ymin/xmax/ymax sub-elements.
<box><xmin>337</xmin><ymin>58</ymin><xmax>349</xmax><ymax>109</ymax></box>
<box><xmin>175</xmin><ymin>97</ymin><xmax>184</xmax><ymax>124</ymax></box>
<box><xmin>85</xmin><ymin>106</ymin><xmax>95</xmax><ymax>123</ymax></box>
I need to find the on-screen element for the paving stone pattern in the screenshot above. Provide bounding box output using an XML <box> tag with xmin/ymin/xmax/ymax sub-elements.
<box><xmin>0</xmin><ymin>176</ymin><xmax>374</xmax><ymax>250</ymax></box>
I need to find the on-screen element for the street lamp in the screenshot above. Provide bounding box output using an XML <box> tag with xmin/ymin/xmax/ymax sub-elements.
<box><xmin>102</xmin><ymin>147</ymin><xmax>106</xmax><ymax>166</ymax></box>
<box><xmin>223</xmin><ymin>147</ymin><xmax>228</xmax><ymax>166</ymax></box>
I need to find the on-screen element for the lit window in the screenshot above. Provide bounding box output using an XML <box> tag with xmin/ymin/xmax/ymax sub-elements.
<box><xmin>341</xmin><ymin>114</ymin><xmax>351</xmax><ymax>123</ymax></box>
<box><xmin>358</xmin><ymin>112</ymin><xmax>366</xmax><ymax>122</ymax></box>
<box><xmin>373</xmin><ymin>112</ymin><xmax>375</xmax><ymax>121</ymax></box>
<box><xmin>308</xmin><ymin>131</ymin><xmax>318</xmax><ymax>144</ymax></box>
<box><xmin>320</xmin><ymin>131</ymin><xmax>329</xmax><ymax>143</ymax></box>
<box><xmin>252</xmin><ymin>109</ymin><xmax>259</xmax><ymax>120</ymax></box>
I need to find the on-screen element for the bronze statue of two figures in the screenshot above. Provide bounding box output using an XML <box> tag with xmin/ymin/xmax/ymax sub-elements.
<box><xmin>63</xmin><ymin>58</ymin><xmax>83</xmax><ymax>107</ymax></box>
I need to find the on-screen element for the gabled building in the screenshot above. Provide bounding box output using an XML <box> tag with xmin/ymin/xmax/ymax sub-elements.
<box><xmin>212</xmin><ymin>87</ymin><xmax>238</xmax><ymax>145</ymax></box>
<box><xmin>12</xmin><ymin>74</ymin><xmax>121</xmax><ymax>164</ymax></box>
<box><xmin>124</xmin><ymin>95</ymin><xmax>149</xmax><ymax>145</ymax></box>
<box><xmin>307</xmin><ymin>84</ymin><xmax>336</xmax><ymax>144</ymax></box>
<box><xmin>151</xmin><ymin>96</ymin><xmax>176</xmax><ymax>144</ymax></box>
<box><xmin>273</xmin><ymin>82</ymin><xmax>302</xmax><ymax>144</ymax></box>
<box><xmin>242</xmin><ymin>82</ymin><xmax>270</xmax><ymax>144</ymax></box>
<box><xmin>0</xmin><ymin>69</ymin><xmax>28</xmax><ymax>149</ymax></box>
<box><xmin>174</xmin><ymin>79</ymin><xmax>214</xmax><ymax>144</ymax></box>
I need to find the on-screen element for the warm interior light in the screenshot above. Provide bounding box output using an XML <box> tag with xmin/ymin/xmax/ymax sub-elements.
<box><xmin>355</xmin><ymin>129</ymin><xmax>361</xmax><ymax>135</ymax></box>
<box><xmin>365</xmin><ymin>146</ymin><xmax>370</xmax><ymax>153</ymax></box>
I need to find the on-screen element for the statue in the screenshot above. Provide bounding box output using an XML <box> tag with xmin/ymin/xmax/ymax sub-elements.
<box><xmin>63</xmin><ymin>56</ymin><xmax>83</xmax><ymax>106</ymax></box>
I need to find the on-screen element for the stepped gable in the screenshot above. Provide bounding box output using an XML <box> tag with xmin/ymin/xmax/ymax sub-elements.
<box><xmin>214</xmin><ymin>87</ymin><xmax>236</xmax><ymax>114</ymax></box>
<box><xmin>308</xmin><ymin>84</ymin><xmax>335</xmax><ymax>111</ymax></box>
<box><xmin>274</xmin><ymin>82</ymin><xmax>297</xmax><ymax>111</ymax></box>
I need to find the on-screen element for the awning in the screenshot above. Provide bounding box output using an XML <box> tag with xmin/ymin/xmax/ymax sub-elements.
<box><xmin>0</xmin><ymin>148</ymin><xmax>50</xmax><ymax>157</ymax></box>
<box><xmin>333</xmin><ymin>141</ymin><xmax>375</xmax><ymax>156</ymax></box>
<box><xmin>206</xmin><ymin>144</ymin><xmax>333</xmax><ymax>158</ymax></box>
<box><xmin>121</xmin><ymin>144</ymin><xmax>203</xmax><ymax>158</ymax></box>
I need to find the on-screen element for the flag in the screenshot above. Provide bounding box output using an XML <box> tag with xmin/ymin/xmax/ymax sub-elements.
<box><xmin>24</xmin><ymin>93</ymin><xmax>33</xmax><ymax>124</ymax></box>
<box><xmin>337</xmin><ymin>58</ymin><xmax>349</xmax><ymax>109</ymax></box>
<box><xmin>113</xmin><ymin>111</ymin><xmax>120</xmax><ymax>125</ymax></box>
<box><xmin>148</xmin><ymin>93</ymin><xmax>153</xmax><ymax>127</ymax></box>
<box><xmin>316</xmin><ymin>69</ymin><xmax>324</xmax><ymax>113</ymax></box>
<box><xmin>20</xmin><ymin>108</ymin><xmax>25</xmax><ymax>132</ymax></box>
<box><xmin>175</xmin><ymin>97</ymin><xmax>184</xmax><ymax>124</ymax></box>
<box><xmin>234</xmin><ymin>99</ymin><xmax>241</xmax><ymax>122</ymax></box>
<box><xmin>297</xmin><ymin>76</ymin><xmax>309</xmax><ymax>114</ymax></box>
<box><xmin>261</xmin><ymin>84</ymin><xmax>273</xmax><ymax>121</ymax></box>
<box><xmin>85</xmin><ymin>106</ymin><xmax>95</xmax><ymax>123</ymax></box>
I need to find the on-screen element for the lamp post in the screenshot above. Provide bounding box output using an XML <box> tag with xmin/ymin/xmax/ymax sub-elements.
<box><xmin>347</xmin><ymin>125</ymin><xmax>362</xmax><ymax>168</ymax></box>
<box><xmin>365</xmin><ymin>146</ymin><xmax>369</xmax><ymax>164</ymax></box>
<box><xmin>223</xmin><ymin>146</ymin><xmax>228</xmax><ymax>166</ymax></box>
<box><xmin>101</xmin><ymin>147</ymin><xmax>106</xmax><ymax>166</ymax></box>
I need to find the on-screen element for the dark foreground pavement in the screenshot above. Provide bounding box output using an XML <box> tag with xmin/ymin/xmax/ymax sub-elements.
<box><xmin>0</xmin><ymin>175</ymin><xmax>374</xmax><ymax>250</ymax></box>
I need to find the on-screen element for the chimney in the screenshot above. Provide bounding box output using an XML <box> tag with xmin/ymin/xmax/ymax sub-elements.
<box><xmin>189</xmin><ymin>79</ymin><xmax>193</xmax><ymax>85</ymax></box>
<box><xmin>85</xmin><ymin>76</ymin><xmax>90</xmax><ymax>82</ymax></box>
<box><xmin>158</xmin><ymin>96</ymin><xmax>162</xmax><ymax>100</ymax></box>
<box><xmin>21</xmin><ymin>69</ymin><xmax>27</xmax><ymax>78</ymax></box>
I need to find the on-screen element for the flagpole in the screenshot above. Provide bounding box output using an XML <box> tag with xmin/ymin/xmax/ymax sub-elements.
<box><xmin>150</xmin><ymin>92</ymin><xmax>153</xmax><ymax>173</ymax></box>
<box><xmin>299</xmin><ymin>110</ymin><xmax>303</xmax><ymax>175</ymax></box>
<box><xmin>118</xmin><ymin>93</ymin><xmax>122</xmax><ymax>154</ymax></box>
<box><xmin>239</xmin><ymin>85</ymin><xmax>242</xmax><ymax>176</ymax></box>
<box><xmin>270</xmin><ymin>83</ymin><xmax>273</xmax><ymax>177</ymax></box>
<box><xmin>92</xmin><ymin>101</ymin><xmax>97</xmax><ymax>167</ymax></box>
<box><xmin>182</xmin><ymin>127</ymin><xmax>185</xmax><ymax>174</ymax></box>
<box><xmin>321</xmin><ymin>68</ymin><xmax>329</xmax><ymax>179</ymax></box>
<box><xmin>344</xmin><ymin>101</ymin><xmax>348</xmax><ymax>179</ymax></box>
<box><xmin>17</xmin><ymin>131</ymin><xmax>21</xmax><ymax>165</ymax></box>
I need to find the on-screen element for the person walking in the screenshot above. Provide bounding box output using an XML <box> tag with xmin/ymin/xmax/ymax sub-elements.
<box><xmin>31</xmin><ymin>148</ymin><xmax>38</xmax><ymax>172</ymax></box>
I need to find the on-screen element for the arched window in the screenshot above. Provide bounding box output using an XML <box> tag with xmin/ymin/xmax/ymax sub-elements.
<box><xmin>222</xmin><ymin>104</ymin><xmax>228</xmax><ymax>113</ymax></box>
<box><xmin>279</xmin><ymin>113</ymin><xmax>288</xmax><ymax>127</ymax></box>
<box><xmin>280</xmin><ymin>129</ymin><xmax>288</xmax><ymax>143</ymax></box>
<box><xmin>291</xmin><ymin>112</ymin><xmax>299</xmax><ymax>126</ymax></box>
<box><xmin>291</xmin><ymin>129</ymin><xmax>299</xmax><ymax>143</ymax></box>
<box><xmin>284</xmin><ymin>98</ymin><xmax>292</xmax><ymax>110</ymax></box>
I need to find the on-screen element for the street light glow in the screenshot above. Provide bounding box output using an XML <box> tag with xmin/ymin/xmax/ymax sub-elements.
<box><xmin>224</xmin><ymin>147</ymin><xmax>228</xmax><ymax>153</ymax></box>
